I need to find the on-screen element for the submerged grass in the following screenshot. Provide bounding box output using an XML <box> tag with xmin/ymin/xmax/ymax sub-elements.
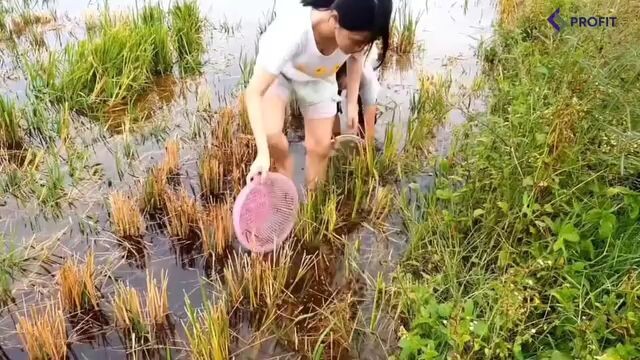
<box><xmin>171</xmin><ymin>0</ymin><xmax>204</xmax><ymax>76</ymax></box>
<box><xmin>397</xmin><ymin>0</ymin><xmax>640</xmax><ymax>358</ymax></box>
<box><xmin>17</xmin><ymin>302</ymin><xmax>68</xmax><ymax>360</ymax></box>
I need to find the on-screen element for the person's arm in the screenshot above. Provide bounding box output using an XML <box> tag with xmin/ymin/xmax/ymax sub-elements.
<box><xmin>345</xmin><ymin>53</ymin><xmax>364</xmax><ymax>133</ymax></box>
<box><xmin>245</xmin><ymin>14</ymin><xmax>302</xmax><ymax>182</ymax></box>
<box><xmin>245</xmin><ymin>68</ymin><xmax>278</xmax><ymax>160</ymax></box>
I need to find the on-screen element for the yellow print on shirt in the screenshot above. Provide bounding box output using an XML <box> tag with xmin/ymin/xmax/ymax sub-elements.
<box><xmin>294</xmin><ymin>63</ymin><xmax>343</xmax><ymax>77</ymax></box>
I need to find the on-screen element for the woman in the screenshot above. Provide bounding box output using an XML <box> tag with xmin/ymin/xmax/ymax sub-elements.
<box><xmin>243</xmin><ymin>0</ymin><xmax>392</xmax><ymax>188</ymax></box>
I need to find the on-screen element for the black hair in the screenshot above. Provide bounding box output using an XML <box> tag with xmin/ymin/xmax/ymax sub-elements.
<box><xmin>301</xmin><ymin>0</ymin><xmax>393</xmax><ymax>69</ymax></box>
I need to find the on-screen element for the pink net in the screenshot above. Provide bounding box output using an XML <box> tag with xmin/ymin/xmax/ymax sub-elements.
<box><xmin>232</xmin><ymin>172</ymin><xmax>299</xmax><ymax>253</ymax></box>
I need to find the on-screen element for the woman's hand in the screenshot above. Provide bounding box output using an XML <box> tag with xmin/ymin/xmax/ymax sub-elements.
<box><xmin>246</xmin><ymin>151</ymin><xmax>271</xmax><ymax>184</ymax></box>
<box><xmin>347</xmin><ymin>102</ymin><xmax>359</xmax><ymax>134</ymax></box>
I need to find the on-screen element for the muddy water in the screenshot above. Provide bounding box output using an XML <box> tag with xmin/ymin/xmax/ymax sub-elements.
<box><xmin>0</xmin><ymin>0</ymin><xmax>495</xmax><ymax>358</ymax></box>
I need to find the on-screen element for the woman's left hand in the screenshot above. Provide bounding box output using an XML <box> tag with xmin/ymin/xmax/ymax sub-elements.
<box><xmin>347</xmin><ymin>102</ymin><xmax>359</xmax><ymax>134</ymax></box>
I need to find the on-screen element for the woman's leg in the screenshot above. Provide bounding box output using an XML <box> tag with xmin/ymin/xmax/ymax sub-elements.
<box><xmin>262</xmin><ymin>81</ymin><xmax>292</xmax><ymax>179</ymax></box>
<box><xmin>304</xmin><ymin>115</ymin><xmax>335</xmax><ymax>189</ymax></box>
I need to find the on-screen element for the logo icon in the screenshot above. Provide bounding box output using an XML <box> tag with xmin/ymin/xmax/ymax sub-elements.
<box><xmin>547</xmin><ymin>8</ymin><xmax>567</xmax><ymax>32</ymax></box>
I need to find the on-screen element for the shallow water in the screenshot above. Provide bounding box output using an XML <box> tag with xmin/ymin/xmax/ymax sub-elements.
<box><xmin>0</xmin><ymin>0</ymin><xmax>495</xmax><ymax>358</ymax></box>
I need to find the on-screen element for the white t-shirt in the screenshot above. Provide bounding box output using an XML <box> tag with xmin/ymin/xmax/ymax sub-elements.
<box><xmin>255</xmin><ymin>4</ymin><xmax>351</xmax><ymax>83</ymax></box>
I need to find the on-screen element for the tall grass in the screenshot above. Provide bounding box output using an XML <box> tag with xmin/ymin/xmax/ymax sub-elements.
<box><xmin>184</xmin><ymin>298</ymin><xmax>230</xmax><ymax>360</ymax></box>
<box><xmin>389</xmin><ymin>0</ymin><xmax>422</xmax><ymax>55</ymax></box>
<box><xmin>27</xmin><ymin>4</ymin><xmax>174</xmax><ymax>121</ymax></box>
<box><xmin>0</xmin><ymin>96</ymin><xmax>24</xmax><ymax>151</ymax></box>
<box><xmin>58</xmin><ymin>252</ymin><xmax>101</xmax><ymax>314</ymax></box>
<box><xmin>171</xmin><ymin>0</ymin><xmax>204</xmax><ymax>76</ymax></box>
<box><xmin>17</xmin><ymin>302</ymin><xmax>68</xmax><ymax>360</ymax></box>
<box><xmin>165</xmin><ymin>189</ymin><xmax>200</xmax><ymax>241</ymax></box>
<box><xmin>110</xmin><ymin>191</ymin><xmax>146</xmax><ymax>240</ymax></box>
<box><xmin>406</xmin><ymin>73</ymin><xmax>452</xmax><ymax>155</ymax></box>
<box><xmin>397</xmin><ymin>0</ymin><xmax>640</xmax><ymax>358</ymax></box>
<box><xmin>198</xmin><ymin>145</ymin><xmax>225</xmax><ymax>201</ymax></box>
<box><xmin>199</xmin><ymin>201</ymin><xmax>233</xmax><ymax>256</ymax></box>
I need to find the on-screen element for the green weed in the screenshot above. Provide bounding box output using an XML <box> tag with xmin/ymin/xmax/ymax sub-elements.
<box><xmin>171</xmin><ymin>0</ymin><xmax>204</xmax><ymax>76</ymax></box>
<box><xmin>397</xmin><ymin>0</ymin><xmax>640</xmax><ymax>358</ymax></box>
<box><xmin>390</xmin><ymin>0</ymin><xmax>422</xmax><ymax>55</ymax></box>
<box><xmin>184</xmin><ymin>298</ymin><xmax>230</xmax><ymax>360</ymax></box>
<box><xmin>0</xmin><ymin>96</ymin><xmax>24</xmax><ymax>151</ymax></box>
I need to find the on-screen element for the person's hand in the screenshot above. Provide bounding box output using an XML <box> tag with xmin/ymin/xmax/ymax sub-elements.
<box><xmin>246</xmin><ymin>151</ymin><xmax>270</xmax><ymax>184</ymax></box>
<box><xmin>347</xmin><ymin>102</ymin><xmax>359</xmax><ymax>134</ymax></box>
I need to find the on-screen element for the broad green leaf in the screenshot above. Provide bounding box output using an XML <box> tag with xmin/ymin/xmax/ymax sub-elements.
<box><xmin>473</xmin><ymin>208</ymin><xmax>485</xmax><ymax>218</ymax></box>
<box><xmin>472</xmin><ymin>320</ymin><xmax>489</xmax><ymax>337</ymax></box>
<box><xmin>599</xmin><ymin>213</ymin><xmax>617</xmax><ymax>239</ymax></box>
<box><xmin>550</xmin><ymin>350</ymin><xmax>572</xmax><ymax>360</ymax></box>
<box><xmin>559</xmin><ymin>223</ymin><xmax>580</xmax><ymax>243</ymax></box>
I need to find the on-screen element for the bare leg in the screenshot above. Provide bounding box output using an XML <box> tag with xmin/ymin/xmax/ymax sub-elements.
<box><xmin>304</xmin><ymin>116</ymin><xmax>334</xmax><ymax>189</ymax></box>
<box><xmin>262</xmin><ymin>90</ymin><xmax>292</xmax><ymax>179</ymax></box>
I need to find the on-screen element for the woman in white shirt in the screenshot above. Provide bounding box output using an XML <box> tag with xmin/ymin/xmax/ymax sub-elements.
<box><xmin>244</xmin><ymin>0</ymin><xmax>392</xmax><ymax>189</ymax></box>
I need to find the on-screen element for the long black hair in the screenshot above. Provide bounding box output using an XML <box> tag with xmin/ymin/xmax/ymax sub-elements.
<box><xmin>301</xmin><ymin>0</ymin><xmax>393</xmax><ymax>69</ymax></box>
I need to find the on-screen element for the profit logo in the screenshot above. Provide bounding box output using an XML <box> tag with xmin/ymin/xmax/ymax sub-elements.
<box><xmin>547</xmin><ymin>8</ymin><xmax>617</xmax><ymax>32</ymax></box>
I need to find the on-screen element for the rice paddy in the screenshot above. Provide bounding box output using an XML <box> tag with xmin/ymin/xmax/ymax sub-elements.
<box><xmin>4</xmin><ymin>0</ymin><xmax>633</xmax><ymax>359</ymax></box>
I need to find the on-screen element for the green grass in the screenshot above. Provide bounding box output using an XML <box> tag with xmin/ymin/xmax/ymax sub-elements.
<box><xmin>171</xmin><ymin>0</ymin><xmax>204</xmax><ymax>76</ymax></box>
<box><xmin>0</xmin><ymin>96</ymin><xmax>24</xmax><ymax>151</ymax></box>
<box><xmin>396</xmin><ymin>0</ymin><xmax>640</xmax><ymax>358</ymax></box>
<box><xmin>26</xmin><ymin>5</ymin><xmax>175</xmax><ymax>123</ymax></box>
<box><xmin>390</xmin><ymin>0</ymin><xmax>422</xmax><ymax>55</ymax></box>
<box><xmin>184</xmin><ymin>298</ymin><xmax>230</xmax><ymax>360</ymax></box>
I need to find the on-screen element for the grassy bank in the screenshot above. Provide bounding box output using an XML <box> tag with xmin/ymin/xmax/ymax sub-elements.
<box><xmin>396</xmin><ymin>0</ymin><xmax>640</xmax><ymax>359</ymax></box>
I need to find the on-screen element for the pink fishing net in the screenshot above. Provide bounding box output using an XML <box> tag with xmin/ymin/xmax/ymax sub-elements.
<box><xmin>232</xmin><ymin>172</ymin><xmax>299</xmax><ymax>253</ymax></box>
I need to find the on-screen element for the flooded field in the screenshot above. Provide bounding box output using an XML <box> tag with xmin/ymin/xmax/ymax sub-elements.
<box><xmin>0</xmin><ymin>0</ymin><xmax>495</xmax><ymax>358</ymax></box>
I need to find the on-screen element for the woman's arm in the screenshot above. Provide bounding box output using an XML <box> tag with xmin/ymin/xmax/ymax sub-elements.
<box><xmin>345</xmin><ymin>53</ymin><xmax>364</xmax><ymax>132</ymax></box>
<box><xmin>245</xmin><ymin>67</ymin><xmax>278</xmax><ymax>157</ymax></box>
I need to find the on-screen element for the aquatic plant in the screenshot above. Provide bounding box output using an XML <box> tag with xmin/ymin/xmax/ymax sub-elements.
<box><xmin>163</xmin><ymin>137</ymin><xmax>181</xmax><ymax>177</ymax></box>
<box><xmin>198</xmin><ymin>145</ymin><xmax>225</xmax><ymax>201</ymax></box>
<box><xmin>139</xmin><ymin>4</ymin><xmax>173</xmax><ymax>75</ymax></box>
<box><xmin>199</xmin><ymin>200</ymin><xmax>233</xmax><ymax>257</ymax></box>
<box><xmin>145</xmin><ymin>270</ymin><xmax>170</xmax><ymax>331</ymax></box>
<box><xmin>389</xmin><ymin>0</ymin><xmax>422</xmax><ymax>55</ymax></box>
<box><xmin>142</xmin><ymin>165</ymin><xmax>169</xmax><ymax>215</ymax></box>
<box><xmin>296</xmin><ymin>187</ymin><xmax>338</xmax><ymax>248</ymax></box>
<box><xmin>406</xmin><ymin>73</ymin><xmax>452</xmax><ymax>155</ymax></box>
<box><xmin>184</xmin><ymin>298</ymin><xmax>230</xmax><ymax>360</ymax></box>
<box><xmin>58</xmin><ymin>252</ymin><xmax>101</xmax><ymax>314</ymax></box>
<box><xmin>29</xmin><ymin>5</ymin><xmax>175</xmax><ymax>120</ymax></box>
<box><xmin>171</xmin><ymin>0</ymin><xmax>204</xmax><ymax>76</ymax></box>
<box><xmin>110</xmin><ymin>191</ymin><xmax>146</xmax><ymax>240</ymax></box>
<box><xmin>17</xmin><ymin>302</ymin><xmax>68</xmax><ymax>360</ymax></box>
<box><xmin>165</xmin><ymin>189</ymin><xmax>200</xmax><ymax>241</ymax></box>
<box><xmin>0</xmin><ymin>96</ymin><xmax>24</xmax><ymax>151</ymax></box>
<box><xmin>113</xmin><ymin>271</ymin><xmax>170</xmax><ymax>344</ymax></box>
<box><xmin>113</xmin><ymin>283</ymin><xmax>146</xmax><ymax>339</ymax></box>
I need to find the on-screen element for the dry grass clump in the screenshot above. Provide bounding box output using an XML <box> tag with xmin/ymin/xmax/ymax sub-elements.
<box><xmin>165</xmin><ymin>189</ymin><xmax>200</xmax><ymax>241</ymax></box>
<box><xmin>214</xmin><ymin>106</ymin><xmax>235</xmax><ymax>148</ymax></box>
<box><xmin>163</xmin><ymin>137</ymin><xmax>181</xmax><ymax>176</ymax></box>
<box><xmin>110</xmin><ymin>191</ymin><xmax>146</xmax><ymax>239</ymax></box>
<box><xmin>223</xmin><ymin>245</ymin><xmax>315</xmax><ymax>317</ymax></box>
<box><xmin>142</xmin><ymin>165</ymin><xmax>170</xmax><ymax>215</ymax></box>
<box><xmin>113</xmin><ymin>271</ymin><xmax>171</xmax><ymax>343</ymax></box>
<box><xmin>199</xmin><ymin>200</ymin><xmax>233</xmax><ymax>257</ymax></box>
<box><xmin>198</xmin><ymin>145</ymin><xmax>225</xmax><ymax>201</ymax></box>
<box><xmin>17</xmin><ymin>302</ymin><xmax>68</xmax><ymax>360</ymax></box>
<box><xmin>58</xmin><ymin>252</ymin><xmax>101</xmax><ymax>314</ymax></box>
